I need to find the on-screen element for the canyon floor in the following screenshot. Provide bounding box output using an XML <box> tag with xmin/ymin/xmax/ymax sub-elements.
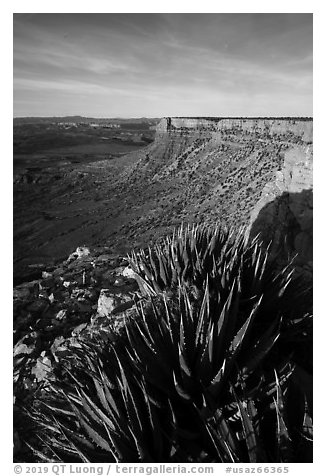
<box><xmin>13</xmin><ymin>119</ymin><xmax>158</xmax><ymax>283</ymax></box>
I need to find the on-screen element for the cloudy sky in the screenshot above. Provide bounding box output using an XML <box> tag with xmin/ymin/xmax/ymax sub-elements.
<box><xmin>13</xmin><ymin>13</ymin><xmax>313</xmax><ymax>117</ymax></box>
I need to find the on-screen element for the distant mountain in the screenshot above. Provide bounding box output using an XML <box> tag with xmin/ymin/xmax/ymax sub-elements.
<box><xmin>13</xmin><ymin>116</ymin><xmax>161</xmax><ymax>125</ymax></box>
<box><xmin>13</xmin><ymin>116</ymin><xmax>312</xmax><ymax>126</ymax></box>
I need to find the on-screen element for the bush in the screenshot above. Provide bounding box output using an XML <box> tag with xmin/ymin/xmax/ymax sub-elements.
<box><xmin>23</xmin><ymin>224</ymin><xmax>312</xmax><ymax>462</ymax></box>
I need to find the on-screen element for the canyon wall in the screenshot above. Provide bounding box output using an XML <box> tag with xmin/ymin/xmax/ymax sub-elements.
<box><xmin>156</xmin><ymin>116</ymin><xmax>312</xmax><ymax>142</ymax></box>
<box><xmin>154</xmin><ymin>117</ymin><xmax>313</xmax><ymax>273</ymax></box>
<box><xmin>248</xmin><ymin>144</ymin><xmax>313</xmax><ymax>275</ymax></box>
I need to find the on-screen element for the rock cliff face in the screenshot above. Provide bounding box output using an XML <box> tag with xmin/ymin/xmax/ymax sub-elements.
<box><xmin>156</xmin><ymin>117</ymin><xmax>313</xmax><ymax>142</ymax></box>
<box><xmin>248</xmin><ymin>143</ymin><xmax>313</xmax><ymax>274</ymax></box>
<box><xmin>130</xmin><ymin>116</ymin><xmax>313</xmax><ymax>272</ymax></box>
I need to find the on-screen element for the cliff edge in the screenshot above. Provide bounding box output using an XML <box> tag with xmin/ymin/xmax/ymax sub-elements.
<box><xmin>14</xmin><ymin>116</ymin><xmax>313</xmax><ymax>282</ymax></box>
<box><xmin>156</xmin><ymin>117</ymin><xmax>313</xmax><ymax>143</ymax></box>
<box><xmin>129</xmin><ymin>116</ymin><xmax>313</xmax><ymax>273</ymax></box>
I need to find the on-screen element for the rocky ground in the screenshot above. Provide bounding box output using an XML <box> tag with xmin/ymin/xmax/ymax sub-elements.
<box><xmin>13</xmin><ymin>244</ymin><xmax>146</xmax><ymax>458</ymax></box>
<box><xmin>14</xmin><ymin>246</ymin><xmax>140</xmax><ymax>386</ymax></box>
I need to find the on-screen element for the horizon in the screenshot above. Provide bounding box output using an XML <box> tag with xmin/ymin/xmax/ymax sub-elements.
<box><xmin>13</xmin><ymin>13</ymin><xmax>312</xmax><ymax>118</ymax></box>
<box><xmin>13</xmin><ymin>114</ymin><xmax>313</xmax><ymax>119</ymax></box>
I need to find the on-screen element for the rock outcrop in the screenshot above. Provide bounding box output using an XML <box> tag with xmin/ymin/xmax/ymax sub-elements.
<box><xmin>126</xmin><ymin>116</ymin><xmax>312</xmax><ymax>237</ymax></box>
<box><xmin>248</xmin><ymin>144</ymin><xmax>312</xmax><ymax>275</ymax></box>
<box><xmin>156</xmin><ymin>117</ymin><xmax>313</xmax><ymax>142</ymax></box>
<box><xmin>13</xmin><ymin>246</ymin><xmax>140</xmax><ymax>392</ymax></box>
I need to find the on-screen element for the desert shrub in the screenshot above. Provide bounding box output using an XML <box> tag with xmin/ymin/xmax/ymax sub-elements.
<box><xmin>129</xmin><ymin>225</ymin><xmax>311</xmax><ymax>359</ymax></box>
<box><xmin>23</xmin><ymin>224</ymin><xmax>312</xmax><ymax>462</ymax></box>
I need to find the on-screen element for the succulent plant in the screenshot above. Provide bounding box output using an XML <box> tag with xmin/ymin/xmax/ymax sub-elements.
<box><xmin>27</xmin><ymin>344</ymin><xmax>176</xmax><ymax>462</ymax></box>
<box><xmin>24</xmin><ymin>223</ymin><xmax>312</xmax><ymax>462</ymax></box>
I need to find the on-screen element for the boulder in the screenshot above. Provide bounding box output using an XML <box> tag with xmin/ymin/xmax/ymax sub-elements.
<box><xmin>67</xmin><ymin>259</ymin><xmax>94</xmax><ymax>273</ymax></box>
<box><xmin>75</xmin><ymin>246</ymin><xmax>91</xmax><ymax>258</ymax></box>
<box><xmin>55</xmin><ymin>309</ymin><xmax>68</xmax><ymax>321</ymax></box>
<box><xmin>13</xmin><ymin>332</ymin><xmax>39</xmax><ymax>358</ymax></box>
<box><xmin>71</xmin><ymin>287</ymin><xmax>98</xmax><ymax>302</ymax></box>
<box><xmin>121</xmin><ymin>266</ymin><xmax>137</xmax><ymax>279</ymax></box>
<box><xmin>113</xmin><ymin>277</ymin><xmax>126</xmax><ymax>287</ymax></box>
<box><xmin>71</xmin><ymin>322</ymin><xmax>88</xmax><ymax>337</ymax></box>
<box><xmin>67</xmin><ymin>246</ymin><xmax>90</xmax><ymax>262</ymax></box>
<box><xmin>50</xmin><ymin>336</ymin><xmax>68</xmax><ymax>362</ymax></box>
<box><xmin>13</xmin><ymin>342</ymin><xmax>34</xmax><ymax>358</ymax></box>
<box><xmin>31</xmin><ymin>352</ymin><xmax>54</xmax><ymax>382</ymax></box>
<box><xmin>97</xmin><ymin>290</ymin><xmax>115</xmax><ymax>317</ymax></box>
<box><xmin>97</xmin><ymin>289</ymin><xmax>134</xmax><ymax>317</ymax></box>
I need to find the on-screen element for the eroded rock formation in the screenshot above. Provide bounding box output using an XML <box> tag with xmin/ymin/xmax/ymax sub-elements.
<box><xmin>150</xmin><ymin>117</ymin><xmax>313</xmax><ymax>274</ymax></box>
<box><xmin>248</xmin><ymin>144</ymin><xmax>312</xmax><ymax>275</ymax></box>
<box><xmin>156</xmin><ymin>117</ymin><xmax>312</xmax><ymax>142</ymax></box>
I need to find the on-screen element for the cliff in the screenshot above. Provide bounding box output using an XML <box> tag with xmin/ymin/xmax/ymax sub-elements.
<box><xmin>156</xmin><ymin>117</ymin><xmax>313</xmax><ymax>142</ymax></box>
<box><xmin>248</xmin><ymin>143</ymin><xmax>313</xmax><ymax>275</ymax></box>
<box><xmin>123</xmin><ymin>116</ymin><xmax>313</xmax><ymax>273</ymax></box>
<box><xmin>13</xmin><ymin>116</ymin><xmax>313</xmax><ymax>282</ymax></box>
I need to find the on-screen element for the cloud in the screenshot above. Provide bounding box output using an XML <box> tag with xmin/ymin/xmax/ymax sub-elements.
<box><xmin>13</xmin><ymin>13</ymin><xmax>313</xmax><ymax>117</ymax></box>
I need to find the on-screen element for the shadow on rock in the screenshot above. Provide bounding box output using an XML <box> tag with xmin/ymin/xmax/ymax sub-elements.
<box><xmin>249</xmin><ymin>189</ymin><xmax>312</xmax><ymax>277</ymax></box>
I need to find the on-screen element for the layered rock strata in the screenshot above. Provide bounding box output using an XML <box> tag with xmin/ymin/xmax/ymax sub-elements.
<box><xmin>248</xmin><ymin>144</ymin><xmax>313</xmax><ymax>274</ymax></box>
<box><xmin>14</xmin><ymin>116</ymin><xmax>313</xmax><ymax>282</ymax></box>
<box><xmin>156</xmin><ymin>117</ymin><xmax>313</xmax><ymax>268</ymax></box>
<box><xmin>156</xmin><ymin>117</ymin><xmax>312</xmax><ymax>142</ymax></box>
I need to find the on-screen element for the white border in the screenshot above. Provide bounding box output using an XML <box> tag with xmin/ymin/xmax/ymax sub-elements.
<box><xmin>4</xmin><ymin>3</ymin><xmax>322</xmax><ymax>474</ymax></box>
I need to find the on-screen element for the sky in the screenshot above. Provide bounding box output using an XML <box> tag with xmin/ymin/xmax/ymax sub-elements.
<box><xmin>13</xmin><ymin>13</ymin><xmax>313</xmax><ymax>117</ymax></box>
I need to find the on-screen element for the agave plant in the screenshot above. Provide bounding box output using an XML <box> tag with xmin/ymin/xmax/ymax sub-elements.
<box><xmin>23</xmin><ymin>223</ymin><xmax>312</xmax><ymax>462</ymax></box>
<box><xmin>129</xmin><ymin>224</ymin><xmax>311</xmax><ymax>331</ymax></box>
<box><xmin>129</xmin><ymin>223</ymin><xmax>237</xmax><ymax>295</ymax></box>
<box><xmin>201</xmin><ymin>369</ymin><xmax>312</xmax><ymax>463</ymax></box>
<box><xmin>27</xmin><ymin>343</ymin><xmax>176</xmax><ymax>462</ymax></box>
<box><xmin>125</xmin><ymin>280</ymin><xmax>311</xmax><ymax>430</ymax></box>
<box><xmin>26</xmin><ymin>284</ymin><xmax>311</xmax><ymax>462</ymax></box>
<box><xmin>126</xmin><ymin>225</ymin><xmax>312</xmax><ymax>461</ymax></box>
<box><xmin>129</xmin><ymin>224</ymin><xmax>312</xmax><ymax>375</ymax></box>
